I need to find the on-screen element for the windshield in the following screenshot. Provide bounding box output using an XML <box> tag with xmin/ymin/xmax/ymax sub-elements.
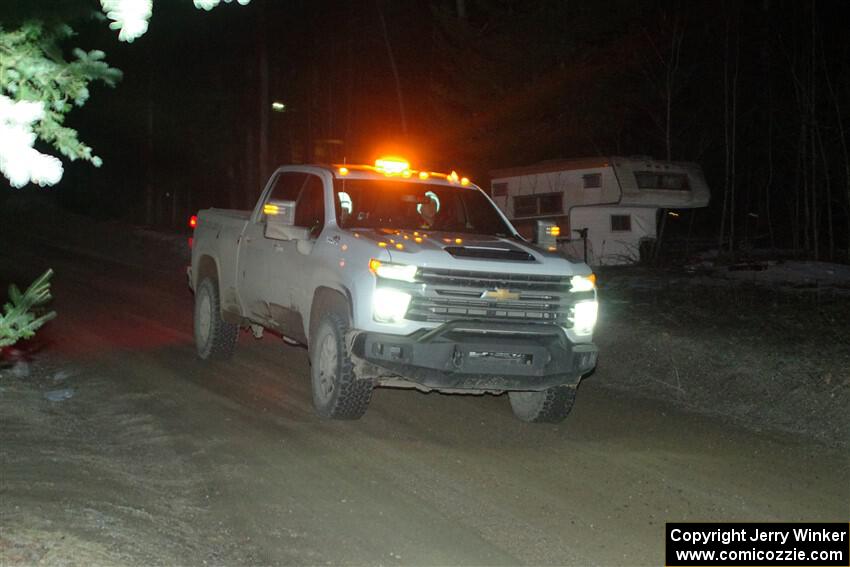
<box><xmin>334</xmin><ymin>179</ymin><xmax>514</xmax><ymax>236</ymax></box>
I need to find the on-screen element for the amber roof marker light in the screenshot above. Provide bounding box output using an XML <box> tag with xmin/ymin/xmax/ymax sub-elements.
<box><xmin>333</xmin><ymin>157</ymin><xmax>474</xmax><ymax>186</ymax></box>
<box><xmin>375</xmin><ymin>157</ymin><xmax>410</xmax><ymax>175</ymax></box>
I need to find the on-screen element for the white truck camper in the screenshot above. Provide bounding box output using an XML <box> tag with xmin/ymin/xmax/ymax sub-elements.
<box><xmin>489</xmin><ymin>157</ymin><xmax>710</xmax><ymax>266</ymax></box>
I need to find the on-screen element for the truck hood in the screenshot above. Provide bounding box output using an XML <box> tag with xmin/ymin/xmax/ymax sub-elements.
<box><xmin>352</xmin><ymin>228</ymin><xmax>590</xmax><ymax>276</ymax></box>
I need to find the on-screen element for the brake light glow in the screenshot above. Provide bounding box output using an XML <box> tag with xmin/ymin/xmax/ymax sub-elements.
<box><xmin>189</xmin><ymin>215</ymin><xmax>197</xmax><ymax>229</ymax></box>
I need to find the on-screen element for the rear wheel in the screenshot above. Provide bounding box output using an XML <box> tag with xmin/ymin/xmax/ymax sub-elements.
<box><xmin>310</xmin><ymin>311</ymin><xmax>372</xmax><ymax>419</ymax></box>
<box><xmin>194</xmin><ymin>277</ymin><xmax>238</xmax><ymax>360</ymax></box>
<box><xmin>508</xmin><ymin>385</ymin><xmax>576</xmax><ymax>423</ymax></box>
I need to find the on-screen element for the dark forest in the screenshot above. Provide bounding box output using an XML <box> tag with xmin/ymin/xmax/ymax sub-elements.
<box><xmin>8</xmin><ymin>0</ymin><xmax>850</xmax><ymax>261</ymax></box>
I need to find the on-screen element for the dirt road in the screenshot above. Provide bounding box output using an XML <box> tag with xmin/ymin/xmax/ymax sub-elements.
<box><xmin>1</xmin><ymin>229</ymin><xmax>848</xmax><ymax>566</ymax></box>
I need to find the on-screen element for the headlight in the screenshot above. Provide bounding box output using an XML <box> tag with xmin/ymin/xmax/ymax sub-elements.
<box><xmin>570</xmin><ymin>274</ymin><xmax>596</xmax><ymax>292</ymax></box>
<box><xmin>373</xmin><ymin>287</ymin><xmax>412</xmax><ymax>323</ymax></box>
<box><xmin>572</xmin><ymin>300</ymin><xmax>598</xmax><ymax>335</ymax></box>
<box><xmin>369</xmin><ymin>258</ymin><xmax>417</xmax><ymax>282</ymax></box>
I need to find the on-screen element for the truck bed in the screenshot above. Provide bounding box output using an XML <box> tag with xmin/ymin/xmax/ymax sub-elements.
<box><xmin>204</xmin><ymin>208</ymin><xmax>251</xmax><ymax>222</ymax></box>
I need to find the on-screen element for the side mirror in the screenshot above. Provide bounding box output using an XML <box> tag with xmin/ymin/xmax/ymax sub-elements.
<box><xmin>534</xmin><ymin>220</ymin><xmax>560</xmax><ymax>251</ymax></box>
<box><xmin>264</xmin><ymin>199</ymin><xmax>304</xmax><ymax>241</ymax></box>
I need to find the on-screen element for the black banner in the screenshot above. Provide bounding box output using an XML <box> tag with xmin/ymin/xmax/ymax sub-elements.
<box><xmin>666</xmin><ymin>523</ymin><xmax>849</xmax><ymax>566</ymax></box>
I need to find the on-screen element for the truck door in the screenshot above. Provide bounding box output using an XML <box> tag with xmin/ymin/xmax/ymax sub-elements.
<box><xmin>266</xmin><ymin>173</ymin><xmax>326</xmax><ymax>340</ymax></box>
<box><xmin>237</xmin><ymin>172</ymin><xmax>307</xmax><ymax>322</ymax></box>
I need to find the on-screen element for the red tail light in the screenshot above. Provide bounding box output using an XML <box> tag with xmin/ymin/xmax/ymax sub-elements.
<box><xmin>189</xmin><ymin>215</ymin><xmax>197</xmax><ymax>229</ymax></box>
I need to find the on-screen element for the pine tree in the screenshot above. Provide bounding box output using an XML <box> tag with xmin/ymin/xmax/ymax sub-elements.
<box><xmin>0</xmin><ymin>269</ymin><xmax>56</xmax><ymax>348</ymax></box>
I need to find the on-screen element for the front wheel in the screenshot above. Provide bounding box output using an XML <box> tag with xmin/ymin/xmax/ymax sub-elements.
<box><xmin>508</xmin><ymin>385</ymin><xmax>577</xmax><ymax>423</ymax></box>
<box><xmin>310</xmin><ymin>311</ymin><xmax>372</xmax><ymax>419</ymax></box>
<box><xmin>194</xmin><ymin>277</ymin><xmax>238</xmax><ymax>360</ymax></box>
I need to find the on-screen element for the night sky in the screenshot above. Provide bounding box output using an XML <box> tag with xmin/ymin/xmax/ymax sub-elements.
<box><xmin>5</xmin><ymin>0</ymin><xmax>850</xmax><ymax>257</ymax></box>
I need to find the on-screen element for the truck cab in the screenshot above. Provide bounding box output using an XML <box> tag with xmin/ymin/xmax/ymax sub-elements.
<box><xmin>189</xmin><ymin>158</ymin><xmax>599</xmax><ymax>422</ymax></box>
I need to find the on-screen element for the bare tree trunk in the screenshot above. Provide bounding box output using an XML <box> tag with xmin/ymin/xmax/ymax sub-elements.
<box><xmin>376</xmin><ymin>0</ymin><xmax>408</xmax><ymax>137</ymax></box>
<box><xmin>761</xmin><ymin>0</ymin><xmax>775</xmax><ymax>250</ymax></box>
<box><xmin>729</xmin><ymin>25</ymin><xmax>739</xmax><ymax>256</ymax></box>
<box><xmin>653</xmin><ymin>15</ymin><xmax>684</xmax><ymax>264</ymax></box>
<box><xmin>664</xmin><ymin>22</ymin><xmax>684</xmax><ymax>163</ymax></box>
<box><xmin>783</xmin><ymin>14</ymin><xmax>807</xmax><ymax>256</ymax></box>
<box><xmin>809</xmin><ymin>0</ymin><xmax>818</xmax><ymax>259</ymax></box>
<box><xmin>793</xmin><ymin>126</ymin><xmax>803</xmax><ymax>252</ymax></box>
<box><xmin>765</xmin><ymin>87</ymin><xmax>776</xmax><ymax>249</ymax></box>
<box><xmin>718</xmin><ymin>17</ymin><xmax>731</xmax><ymax>252</ymax></box>
<box><xmin>456</xmin><ymin>0</ymin><xmax>467</xmax><ymax>19</ymax></box>
<box><xmin>144</xmin><ymin>76</ymin><xmax>154</xmax><ymax>226</ymax></box>
<box><xmin>258</xmin><ymin>1</ymin><xmax>269</xmax><ymax>184</ymax></box>
<box><xmin>685</xmin><ymin>208</ymin><xmax>696</xmax><ymax>258</ymax></box>
<box><xmin>821</xmin><ymin>34</ymin><xmax>850</xmax><ymax>256</ymax></box>
<box><xmin>801</xmin><ymin>121</ymin><xmax>810</xmax><ymax>254</ymax></box>
<box><xmin>816</xmin><ymin>123</ymin><xmax>834</xmax><ymax>259</ymax></box>
<box><xmin>344</xmin><ymin>7</ymin><xmax>354</xmax><ymax>159</ymax></box>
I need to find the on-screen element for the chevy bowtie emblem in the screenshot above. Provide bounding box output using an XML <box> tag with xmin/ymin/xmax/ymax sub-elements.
<box><xmin>481</xmin><ymin>288</ymin><xmax>520</xmax><ymax>301</ymax></box>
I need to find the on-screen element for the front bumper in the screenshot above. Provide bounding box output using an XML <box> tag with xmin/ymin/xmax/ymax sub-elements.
<box><xmin>351</xmin><ymin>320</ymin><xmax>597</xmax><ymax>392</ymax></box>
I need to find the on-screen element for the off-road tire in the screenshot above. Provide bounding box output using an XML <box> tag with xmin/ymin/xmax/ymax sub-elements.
<box><xmin>508</xmin><ymin>385</ymin><xmax>577</xmax><ymax>423</ymax></box>
<box><xmin>194</xmin><ymin>277</ymin><xmax>238</xmax><ymax>360</ymax></box>
<box><xmin>310</xmin><ymin>311</ymin><xmax>372</xmax><ymax>419</ymax></box>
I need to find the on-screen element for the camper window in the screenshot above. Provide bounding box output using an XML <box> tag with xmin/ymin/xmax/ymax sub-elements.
<box><xmin>512</xmin><ymin>193</ymin><xmax>563</xmax><ymax>217</ymax></box>
<box><xmin>583</xmin><ymin>173</ymin><xmax>602</xmax><ymax>189</ymax></box>
<box><xmin>538</xmin><ymin>193</ymin><xmax>563</xmax><ymax>214</ymax></box>
<box><xmin>513</xmin><ymin>196</ymin><xmax>537</xmax><ymax>217</ymax></box>
<box><xmin>491</xmin><ymin>182</ymin><xmax>508</xmax><ymax>196</ymax></box>
<box><xmin>635</xmin><ymin>172</ymin><xmax>690</xmax><ymax>191</ymax></box>
<box><xmin>611</xmin><ymin>214</ymin><xmax>632</xmax><ymax>232</ymax></box>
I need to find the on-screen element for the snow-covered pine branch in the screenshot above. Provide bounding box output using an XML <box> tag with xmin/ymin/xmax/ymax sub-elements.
<box><xmin>0</xmin><ymin>1</ymin><xmax>250</xmax><ymax>188</ymax></box>
<box><xmin>0</xmin><ymin>96</ymin><xmax>63</xmax><ymax>188</ymax></box>
<box><xmin>100</xmin><ymin>0</ymin><xmax>251</xmax><ymax>44</ymax></box>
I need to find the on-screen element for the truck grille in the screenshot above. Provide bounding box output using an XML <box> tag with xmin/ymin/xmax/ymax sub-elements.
<box><xmin>406</xmin><ymin>268</ymin><xmax>576</xmax><ymax>326</ymax></box>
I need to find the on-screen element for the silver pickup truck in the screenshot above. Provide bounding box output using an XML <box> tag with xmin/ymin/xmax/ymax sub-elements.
<box><xmin>188</xmin><ymin>158</ymin><xmax>598</xmax><ymax>422</ymax></box>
